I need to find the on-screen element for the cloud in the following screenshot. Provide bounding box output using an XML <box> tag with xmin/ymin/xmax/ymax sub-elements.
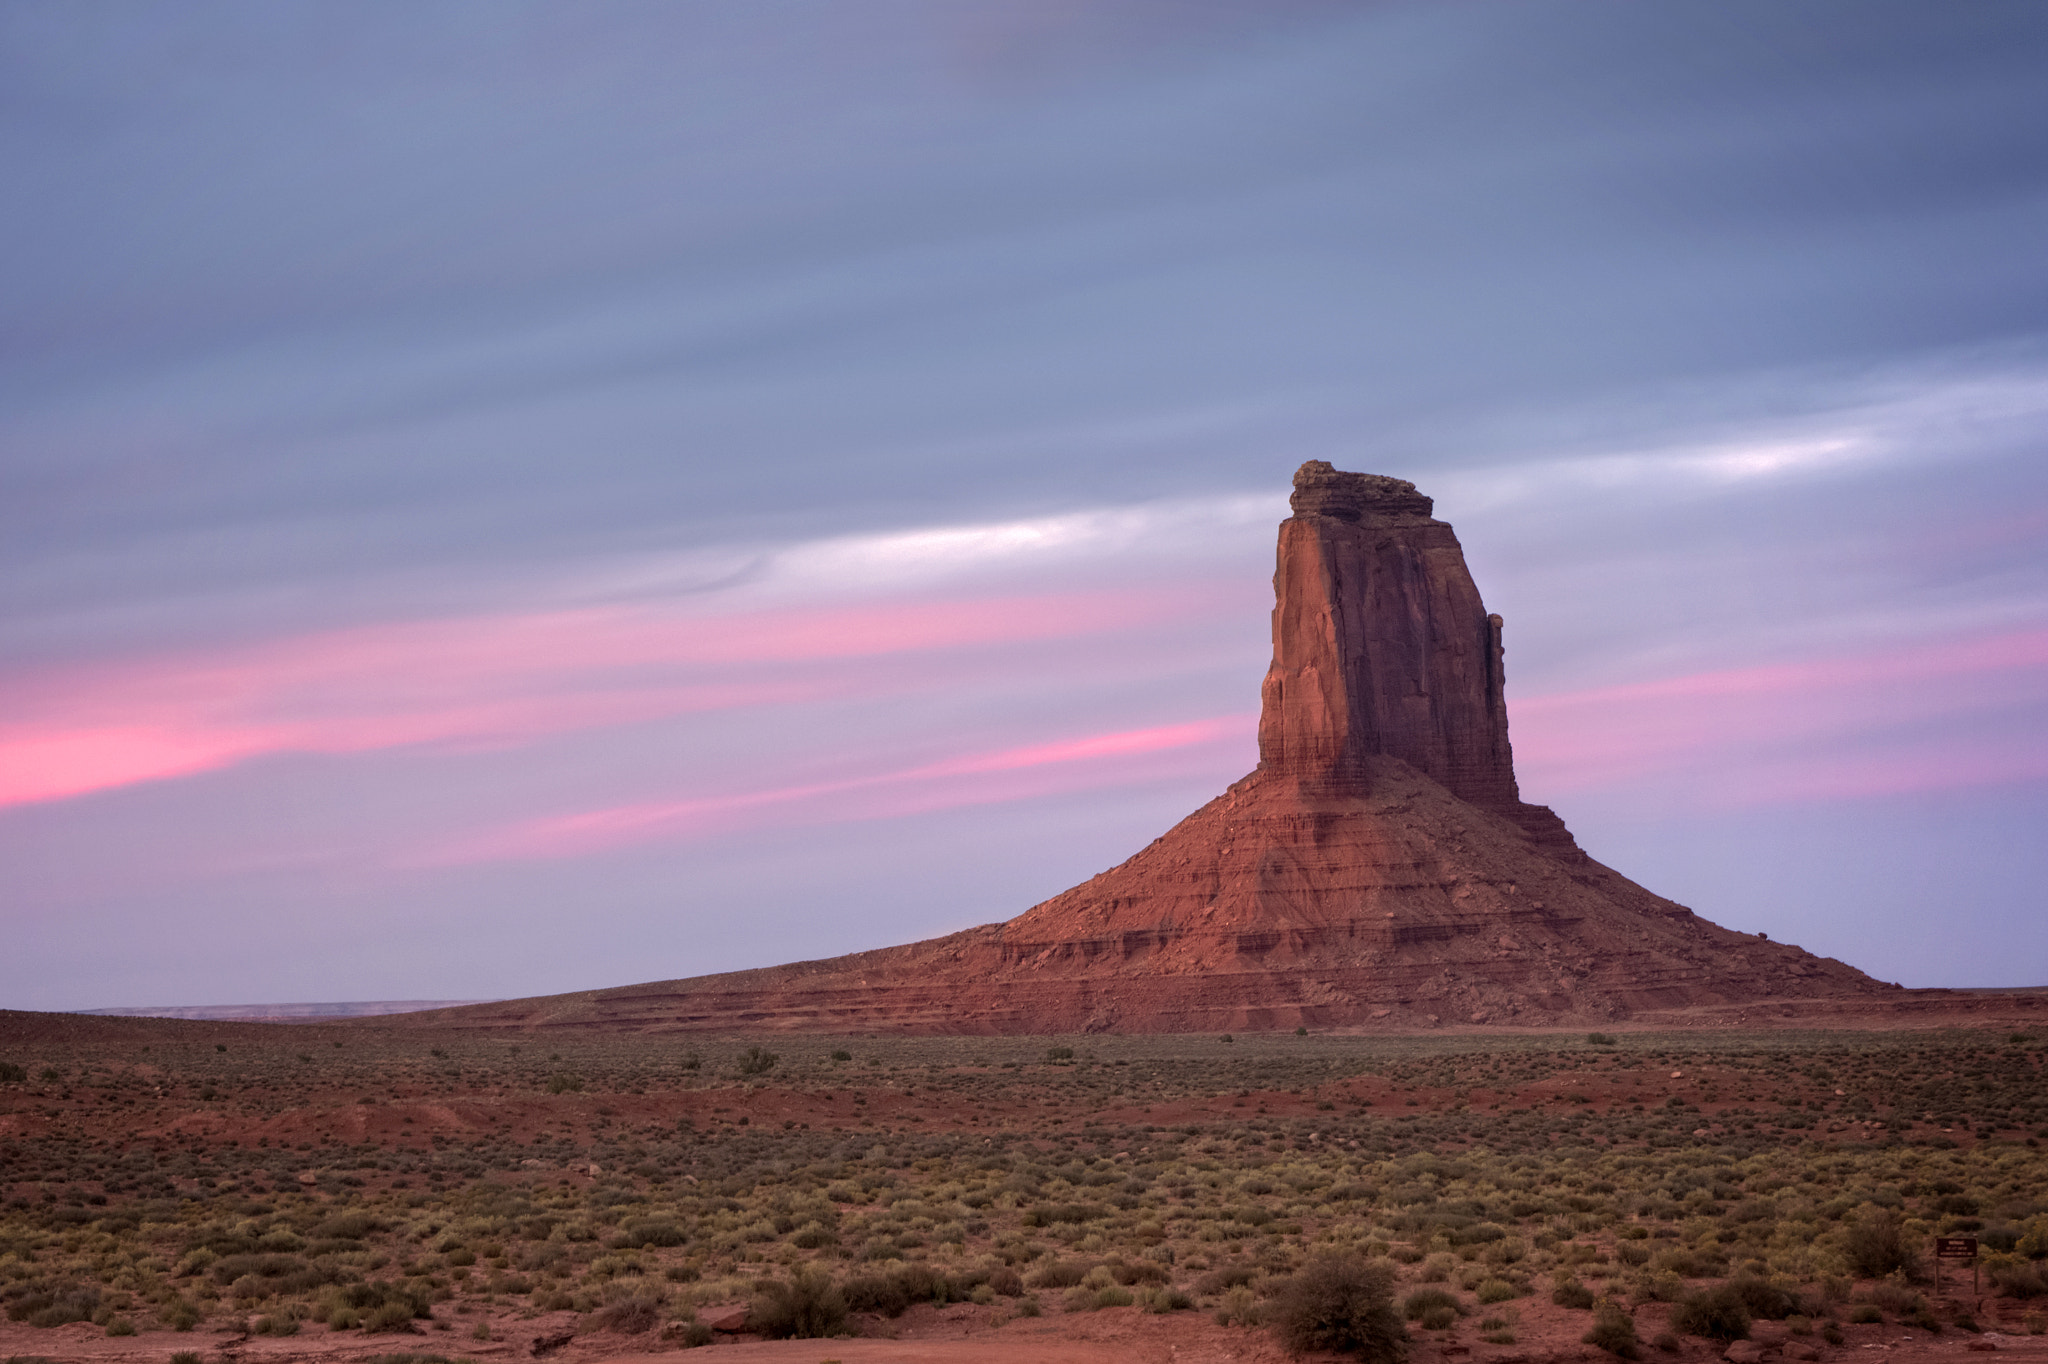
<box><xmin>0</xmin><ymin>581</ymin><xmax>1223</xmax><ymax>809</ymax></box>
<box><xmin>1512</xmin><ymin>626</ymin><xmax>2048</xmax><ymax>807</ymax></box>
<box><xmin>420</xmin><ymin>714</ymin><xmax>1254</xmax><ymax>864</ymax></box>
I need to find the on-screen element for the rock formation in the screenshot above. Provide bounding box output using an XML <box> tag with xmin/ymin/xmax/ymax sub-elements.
<box><xmin>1258</xmin><ymin>461</ymin><xmax>1578</xmax><ymax>853</ymax></box>
<box><xmin>415</xmin><ymin>463</ymin><xmax>1894</xmax><ymax>1034</ymax></box>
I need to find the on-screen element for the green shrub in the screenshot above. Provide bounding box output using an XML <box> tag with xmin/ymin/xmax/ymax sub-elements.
<box><xmin>1845</xmin><ymin>1210</ymin><xmax>1912</xmax><ymax>1279</ymax></box>
<box><xmin>1475</xmin><ymin>1279</ymin><xmax>1520</xmax><ymax>1304</ymax></box>
<box><xmin>1027</xmin><ymin>1260</ymin><xmax>1088</xmax><ymax>1289</ymax></box>
<box><xmin>171</xmin><ymin>1353</ymin><xmax>204</xmax><ymax>1364</ymax></box>
<box><xmin>1402</xmin><ymin>1288</ymin><xmax>1464</xmax><ymax>1322</ymax></box>
<box><xmin>1554</xmin><ymin>1279</ymin><xmax>1596</xmax><ymax>1309</ymax></box>
<box><xmin>1726</xmin><ymin>1276</ymin><xmax>1803</xmax><ymax>1321</ymax></box>
<box><xmin>313</xmin><ymin>1212</ymin><xmax>382</xmax><ymax>1240</ymax></box>
<box><xmin>1992</xmin><ymin>1263</ymin><xmax>2048</xmax><ymax>1299</ymax></box>
<box><xmin>593</xmin><ymin>1295</ymin><xmax>664</xmax><ymax>1334</ymax></box>
<box><xmin>1672</xmin><ymin>1285</ymin><xmax>1751</xmax><ymax>1342</ymax></box>
<box><xmin>737</xmin><ymin>1046</ymin><xmax>778</xmax><ymax>1075</ymax></box>
<box><xmin>840</xmin><ymin>1265</ymin><xmax>944</xmax><ymax>1317</ymax></box>
<box><xmin>750</xmin><ymin>1266</ymin><xmax>847</xmax><ymax>1339</ymax></box>
<box><xmin>7</xmin><ymin>1284</ymin><xmax>101</xmax><ymax>1327</ymax></box>
<box><xmin>104</xmin><ymin>1318</ymin><xmax>137</xmax><ymax>1337</ymax></box>
<box><xmin>620</xmin><ymin>1219</ymin><xmax>687</xmax><ymax>1248</ymax></box>
<box><xmin>0</xmin><ymin>1062</ymin><xmax>26</xmax><ymax>1083</ymax></box>
<box><xmin>1847</xmin><ymin>1303</ymin><xmax>1883</xmax><ymax>1323</ymax></box>
<box><xmin>318</xmin><ymin>1280</ymin><xmax>431</xmax><ymax>1330</ymax></box>
<box><xmin>1584</xmin><ymin>1301</ymin><xmax>1640</xmax><ymax>1358</ymax></box>
<box><xmin>1268</xmin><ymin>1256</ymin><xmax>1405</xmax><ymax>1361</ymax></box>
<box><xmin>1214</xmin><ymin>1285</ymin><xmax>1261</xmax><ymax>1327</ymax></box>
<box><xmin>1093</xmin><ymin>1286</ymin><xmax>1134</xmax><ymax>1309</ymax></box>
<box><xmin>362</xmin><ymin>1300</ymin><xmax>421</xmax><ymax>1334</ymax></box>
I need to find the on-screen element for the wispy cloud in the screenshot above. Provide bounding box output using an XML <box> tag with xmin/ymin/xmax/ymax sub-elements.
<box><xmin>1433</xmin><ymin>352</ymin><xmax>2048</xmax><ymax>514</ymax></box>
<box><xmin>1513</xmin><ymin>626</ymin><xmax>2048</xmax><ymax>807</ymax></box>
<box><xmin>419</xmin><ymin>714</ymin><xmax>1254</xmax><ymax>864</ymax></box>
<box><xmin>0</xmin><ymin>582</ymin><xmax>1220</xmax><ymax>809</ymax></box>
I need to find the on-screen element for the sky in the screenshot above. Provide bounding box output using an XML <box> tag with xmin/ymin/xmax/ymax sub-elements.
<box><xmin>4</xmin><ymin>0</ymin><xmax>2046</xmax><ymax>1011</ymax></box>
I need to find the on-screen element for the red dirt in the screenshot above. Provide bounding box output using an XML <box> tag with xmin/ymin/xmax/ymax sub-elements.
<box><xmin>6</xmin><ymin>1296</ymin><xmax>2046</xmax><ymax>1364</ymax></box>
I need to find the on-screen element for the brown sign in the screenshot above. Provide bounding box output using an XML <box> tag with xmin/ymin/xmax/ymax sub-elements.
<box><xmin>1935</xmin><ymin>1237</ymin><xmax>1978</xmax><ymax>1259</ymax></box>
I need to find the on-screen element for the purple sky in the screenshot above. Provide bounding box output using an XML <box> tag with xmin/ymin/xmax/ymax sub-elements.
<box><xmin>5</xmin><ymin>2</ymin><xmax>2046</xmax><ymax>1011</ymax></box>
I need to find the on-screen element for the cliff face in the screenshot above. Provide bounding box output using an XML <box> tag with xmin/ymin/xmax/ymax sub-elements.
<box><xmin>401</xmin><ymin>463</ymin><xmax>1896</xmax><ymax>1035</ymax></box>
<box><xmin>1256</xmin><ymin>462</ymin><xmax>1578</xmax><ymax>852</ymax></box>
<box><xmin>1258</xmin><ymin>462</ymin><xmax>1515</xmax><ymax>805</ymax></box>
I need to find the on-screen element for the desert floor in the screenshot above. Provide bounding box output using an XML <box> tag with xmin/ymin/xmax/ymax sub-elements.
<box><xmin>4</xmin><ymin>1013</ymin><xmax>2046</xmax><ymax>1364</ymax></box>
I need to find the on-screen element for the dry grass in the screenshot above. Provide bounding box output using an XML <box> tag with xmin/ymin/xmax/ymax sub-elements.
<box><xmin>1</xmin><ymin>1022</ymin><xmax>2045</xmax><ymax>1347</ymax></box>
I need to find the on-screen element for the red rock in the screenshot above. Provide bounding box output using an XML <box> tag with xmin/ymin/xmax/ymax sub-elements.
<box><xmin>1259</xmin><ymin>463</ymin><xmax>1562</xmax><ymax>846</ymax></box>
<box><xmin>698</xmin><ymin>1303</ymin><xmax>749</xmax><ymax>1332</ymax></box>
<box><xmin>405</xmin><ymin>463</ymin><xmax>1894</xmax><ymax>1034</ymax></box>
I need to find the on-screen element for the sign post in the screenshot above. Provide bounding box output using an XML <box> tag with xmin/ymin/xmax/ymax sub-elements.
<box><xmin>1934</xmin><ymin>1236</ymin><xmax>1979</xmax><ymax>1299</ymax></box>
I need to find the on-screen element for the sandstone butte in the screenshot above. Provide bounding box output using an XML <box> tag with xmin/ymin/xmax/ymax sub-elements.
<box><xmin>420</xmin><ymin>462</ymin><xmax>1917</xmax><ymax>1036</ymax></box>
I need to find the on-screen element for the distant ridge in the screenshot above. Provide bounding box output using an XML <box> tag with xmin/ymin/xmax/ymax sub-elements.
<box><xmin>80</xmin><ymin>1000</ymin><xmax>492</xmax><ymax>1022</ymax></box>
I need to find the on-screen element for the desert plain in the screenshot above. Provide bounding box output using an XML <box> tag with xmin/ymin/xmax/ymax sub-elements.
<box><xmin>5</xmin><ymin>1010</ymin><xmax>2048</xmax><ymax>1364</ymax></box>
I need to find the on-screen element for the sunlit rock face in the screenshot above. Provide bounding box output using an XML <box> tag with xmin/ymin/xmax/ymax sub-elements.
<box><xmin>410</xmin><ymin>465</ymin><xmax>1894</xmax><ymax>1035</ymax></box>
<box><xmin>1257</xmin><ymin>460</ymin><xmax>1576</xmax><ymax>853</ymax></box>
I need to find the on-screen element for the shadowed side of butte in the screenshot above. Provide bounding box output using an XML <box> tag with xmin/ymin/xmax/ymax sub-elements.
<box><xmin>409</xmin><ymin>462</ymin><xmax>1896</xmax><ymax>1034</ymax></box>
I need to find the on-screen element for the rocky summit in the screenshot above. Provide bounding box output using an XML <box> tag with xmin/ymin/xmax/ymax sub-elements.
<box><xmin>422</xmin><ymin>462</ymin><xmax>1895</xmax><ymax>1034</ymax></box>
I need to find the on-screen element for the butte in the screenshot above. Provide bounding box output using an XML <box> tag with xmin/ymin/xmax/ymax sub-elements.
<box><xmin>431</xmin><ymin>462</ymin><xmax>1894</xmax><ymax>1034</ymax></box>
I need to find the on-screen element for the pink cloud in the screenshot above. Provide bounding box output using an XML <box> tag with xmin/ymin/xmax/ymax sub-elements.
<box><xmin>422</xmin><ymin>714</ymin><xmax>1255</xmax><ymax>864</ymax></box>
<box><xmin>1511</xmin><ymin>626</ymin><xmax>2048</xmax><ymax>806</ymax></box>
<box><xmin>0</xmin><ymin>585</ymin><xmax>1214</xmax><ymax>810</ymax></box>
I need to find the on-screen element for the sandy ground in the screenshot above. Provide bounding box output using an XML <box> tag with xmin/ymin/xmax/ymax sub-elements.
<box><xmin>7</xmin><ymin>1298</ymin><xmax>2047</xmax><ymax>1364</ymax></box>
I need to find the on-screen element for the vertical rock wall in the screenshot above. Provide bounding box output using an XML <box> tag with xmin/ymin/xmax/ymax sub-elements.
<box><xmin>1257</xmin><ymin>461</ymin><xmax>1520</xmax><ymax>810</ymax></box>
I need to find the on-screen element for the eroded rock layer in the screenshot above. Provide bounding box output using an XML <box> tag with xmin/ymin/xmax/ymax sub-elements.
<box><xmin>414</xmin><ymin>463</ymin><xmax>1896</xmax><ymax>1034</ymax></box>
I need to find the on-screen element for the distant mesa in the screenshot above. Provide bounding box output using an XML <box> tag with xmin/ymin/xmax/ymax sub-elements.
<box><xmin>401</xmin><ymin>462</ymin><xmax>1908</xmax><ymax>1034</ymax></box>
<box><xmin>81</xmin><ymin>1001</ymin><xmax>492</xmax><ymax>1022</ymax></box>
